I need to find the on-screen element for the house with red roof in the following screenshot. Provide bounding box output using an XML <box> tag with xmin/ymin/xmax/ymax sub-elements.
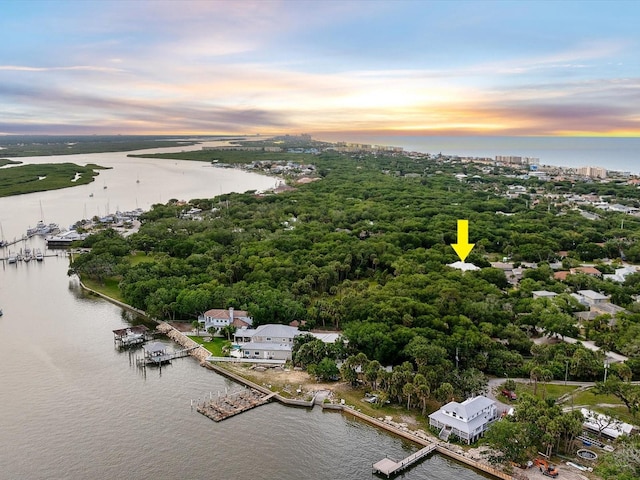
<box><xmin>198</xmin><ymin>307</ymin><xmax>252</xmax><ymax>331</ymax></box>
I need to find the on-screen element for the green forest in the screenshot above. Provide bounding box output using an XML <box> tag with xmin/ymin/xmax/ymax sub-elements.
<box><xmin>70</xmin><ymin>147</ymin><xmax>640</xmax><ymax>374</ymax></box>
<box><xmin>69</xmin><ymin>144</ymin><xmax>640</xmax><ymax>471</ymax></box>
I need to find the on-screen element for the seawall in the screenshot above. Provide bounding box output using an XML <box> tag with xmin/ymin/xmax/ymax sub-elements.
<box><xmin>76</xmin><ymin>280</ymin><xmax>513</xmax><ymax>479</ymax></box>
<box><xmin>78</xmin><ymin>280</ymin><xmax>212</xmax><ymax>362</ymax></box>
<box><xmin>204</xmin><ymin>361</ymin><xmax>513</xmax><ymax>480</ymax></box>
<box><xmin>337</xmin><ymin>407</ymin><xmax>513</xmax><ymax>480</ymax></box>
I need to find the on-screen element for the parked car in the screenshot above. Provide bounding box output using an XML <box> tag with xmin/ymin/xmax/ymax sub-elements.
<box><xmin>501</xmin><ymin>389</ymin><xmax>517</xmax><ymax>400</ymax></box>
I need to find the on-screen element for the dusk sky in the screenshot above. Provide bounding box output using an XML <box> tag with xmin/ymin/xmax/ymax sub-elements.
<box><xmin>1</xmin><ymin>0</ymin><xmax>638</xmax><ymax>137</ymax></box>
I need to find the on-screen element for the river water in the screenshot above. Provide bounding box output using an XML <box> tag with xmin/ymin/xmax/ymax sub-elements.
<box><xmin>0</xmin><ymin>143</ymin><xmax>491</xmax><ymax>479</ymax></box>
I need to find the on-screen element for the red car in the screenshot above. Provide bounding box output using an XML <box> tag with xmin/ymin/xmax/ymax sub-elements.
<box><xmin>501</xmin><ymin>389</ymin><xmax>517</xmax><ymax>400</ymax></box>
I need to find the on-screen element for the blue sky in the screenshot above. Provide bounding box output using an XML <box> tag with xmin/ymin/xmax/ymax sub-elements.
<box><xmin>0</xmin><ymin>0</ymin><xmax>638</xmax><ymax>136</ymax></box>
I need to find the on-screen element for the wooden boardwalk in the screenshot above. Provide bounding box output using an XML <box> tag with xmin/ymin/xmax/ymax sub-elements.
<box><xmin>373</xmin><ymin>443</ymin><xmax>437</xmax><ymax>477</ymax></box>
<box><xmin>197</xmin><ymin>389</ymin><xmax>276</xmax><ymax>422</ymax></box>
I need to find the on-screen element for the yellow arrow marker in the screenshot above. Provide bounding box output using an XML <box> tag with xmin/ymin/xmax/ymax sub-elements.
<box><xmin>452</xmin><ymin>219</ymin><xmax>475</xmax><ymax>262</ymax></box>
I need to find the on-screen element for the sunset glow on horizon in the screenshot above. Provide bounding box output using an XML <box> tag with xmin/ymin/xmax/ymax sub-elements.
<box><xmin>1</xmin><ymin>0</ymin><xmax>638</xmax><ymax>138</ymax></box>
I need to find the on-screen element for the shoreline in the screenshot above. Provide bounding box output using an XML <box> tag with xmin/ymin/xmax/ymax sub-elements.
<box><xmin>78</xmin><ymin>278</ymin><xmax>514</xmax><ymax>480</ymax></box>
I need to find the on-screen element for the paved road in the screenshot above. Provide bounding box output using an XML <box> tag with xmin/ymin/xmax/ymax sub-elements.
<box><xmin>532</xmin><ymin>328</ymin><xmax>628</xmax><ymax>363</ymax></box>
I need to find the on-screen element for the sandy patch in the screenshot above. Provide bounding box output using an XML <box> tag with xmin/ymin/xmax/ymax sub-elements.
<box><xmin>223</xmin><ymin>364</ymin><xmax>339</xmax><ymax>398</ymax></box>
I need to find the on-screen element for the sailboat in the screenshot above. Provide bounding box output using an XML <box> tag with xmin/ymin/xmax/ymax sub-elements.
<box><xmin>0</xmin><ymin>221</ymin><xmax>6</xmax><ymax>247</ymax></box>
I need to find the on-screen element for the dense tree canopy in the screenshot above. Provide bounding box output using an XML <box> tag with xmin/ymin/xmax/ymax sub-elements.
<box><xmin>69</xmin><ymin>146</ymin><xmax>640</xmax><ymax>388</ymax></box>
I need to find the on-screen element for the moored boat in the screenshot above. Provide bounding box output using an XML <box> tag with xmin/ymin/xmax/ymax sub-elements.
<box><xmin>27</xmin><ymin>221</ymin><xmax>60</xmax><ymax>236</ymax></box>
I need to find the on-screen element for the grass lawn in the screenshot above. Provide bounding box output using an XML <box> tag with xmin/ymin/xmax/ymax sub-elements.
<box><xmin>604</xmin><ymin>406</ymin><xmax>640</xmax><ymax>426</ymax></box>
<box><xmin>572</xmin><ymin>389</ymin><xmax>621</xmax><ymax>407</ymax></box>
<box><xmin>188</xmin><ymin>336</ymin><xmax>230</xmax><ymax>356</ymax></box>
<box><xmin>82</xmin><ymin>277</ymin><xmax>123</xmax><ymax>302</ymax></box>
<box><xmin>513</xmin><ymin>381</ymin><xmax>577</xmax><ymax>401</ymax></box>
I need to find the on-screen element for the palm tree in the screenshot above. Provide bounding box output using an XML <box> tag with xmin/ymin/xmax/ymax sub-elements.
<box><xmin>416</xmin><ymin>383</ymin><xmax>431</xmax><ymax>415</ymax></box>
<box><xmin>221</xmin><ymin>324</ymin><xmax>236</xmax><ymax>341</ymax></box>
<box><xmin>540</xmin><ymin>369</ymin><xmax>554</xmax><ymax>399</ymax></box>
<box><xmin>530</xmin><ymin>366</ymin><xmax>543</xmax><ymax>395</ymax></box>
<box><xmin>191</xmin><ymin>320</ymin><xmax>201</xmax><ymax>335</ymax></box>
<box><xmin>403</xmin><ymin>382</ymin><xmax>415</xmax><ymax>410</ymax></box>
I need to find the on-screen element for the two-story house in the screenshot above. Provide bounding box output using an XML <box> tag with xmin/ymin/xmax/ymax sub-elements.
<box><xmin>234</xmin><ymin>324</ymin><xmax>300</xmax><ymax>361</ymax></box>
<box><xmin>198</xmin><ymin>307</ymin><xmax>252</xmax><ymax>331</ymax></box>
<box><xmin>428</xmin><ymin>395</ymin><xmax>498</xmax><ymax>444</ymax></box>
<box><xmin>233</xmin><ymin>324</ymin><xmax>339</xmax><ymax>361</ymax></box>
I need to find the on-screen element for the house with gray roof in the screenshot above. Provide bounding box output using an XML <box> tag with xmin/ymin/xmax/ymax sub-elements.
<box><xmin>428</xmin><ymin>395</ymin><xmax>498</xmax><ymax>444</ymax></box>
<box><xmin>233</xmin><ymin>324</ymin><xmax>338</xmax><ymax>361</ymax></box>
<box><xmin>604</xmin><ymin>265</ymin><xmax>638</xmax><ymax>283</ymax></box>
<box><xmin>532</xmin><ymin>290</ymin><xmax>558</xmax><ymax>300</ymax></box>
<box><xmin>574</xmin><ymin>290</ymin><xmax>610</xmax><ymax>306</ymax></box>
<box><xmin>234</xmin><ymin>324</ymin><xmax>306</xmax><ymax>361</ymax></box>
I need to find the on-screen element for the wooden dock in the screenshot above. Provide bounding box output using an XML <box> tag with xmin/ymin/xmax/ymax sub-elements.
<box><xmin>373</xmin><ymin>443</ymin><xmax>437</xmax><ymax>477</ymax></box>
<box><xmin>135</xmin><ymin>345</ymin><xmax>199</xmax><ymax>367</ymax></box>
<box><xmin>197</xmin><ymin>389</ymin><xmax>276</xmax><ymax>422</ymax></box>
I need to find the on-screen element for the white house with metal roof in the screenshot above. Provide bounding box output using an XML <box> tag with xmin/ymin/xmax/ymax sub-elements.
<box><xmin>428</xmin><ymin>395</ymin><xmax>498</xmax><ymax>444</ymax></box>
<box><xmin>233</xmin><ymin>324</ymin><xmax>338</xmax><ymax>361</ymax></box>
<box><xmin>233</xmin><ymin>324</ymin><xmax>302</xmax><ymax>361</ymax></box>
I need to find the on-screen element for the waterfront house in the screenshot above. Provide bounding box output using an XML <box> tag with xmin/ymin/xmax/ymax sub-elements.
<box><xmin>233</xmin><ymin>324</ymin><xmax>339</xmax><ymax>361</ymax></box>
<box><xmin>428</xmin><ymin>395</ymin><xmax>498</xmax><ymax>444</ymax></box>
<box><xmin>198</xmin><ymin>307</ymin><xmax>252</xmax><ymax>331</ymax></box>
<box><xmin>234</xmin><ymin>324</ymin><xmax>300</xmax><ymax>361</ymax></box>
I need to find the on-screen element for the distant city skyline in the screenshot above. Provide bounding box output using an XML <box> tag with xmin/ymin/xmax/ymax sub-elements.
<box><xmin>1</xmin><ymin>1</ymin><xmax>638</xmax><ymax>137</ymax></box>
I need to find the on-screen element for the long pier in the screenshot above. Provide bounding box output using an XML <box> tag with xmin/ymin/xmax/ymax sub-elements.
<box><xmin>372</xmin><ymin>443</ymin><xmax>437</xmax><ymax>477</ymax></box>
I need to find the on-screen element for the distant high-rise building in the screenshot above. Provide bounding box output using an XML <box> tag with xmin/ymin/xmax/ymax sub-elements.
<box><xmin>577</xmin><ymin>166</ymin><xmax>607</xmax><ymax>179</ymax></box>
<box><xmin>495</xmin><ymin>155</ymin><xmax>539</xmax><ymax>166</ymax></box>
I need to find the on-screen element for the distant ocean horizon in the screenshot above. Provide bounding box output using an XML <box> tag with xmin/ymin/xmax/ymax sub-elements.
<box><xmin>315</xmin><ymin>135</ymin><xmax>640</xmax><ymax>175</ymax></box>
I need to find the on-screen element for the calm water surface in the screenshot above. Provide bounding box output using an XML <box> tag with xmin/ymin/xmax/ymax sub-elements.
<box><xmin>0</xmin><ymin>143</ymin><xmax>492</xmax><ymax>479</ymax></box>
<box><xmin>0</xmin><ymin>139</ymin><xmax>278</xmax><ymax>241</ymax></box>
<box><xmin>317</xmin><ymin>134</ymin><xmax>640</xmax><ymax>175</ymax></box>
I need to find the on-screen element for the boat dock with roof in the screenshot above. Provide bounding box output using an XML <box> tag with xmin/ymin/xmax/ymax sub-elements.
<box><xmin>112</xmin><ymin>325</ymin><xmax>153</xmax><ymax>347</ymax></box>
<box><xmin>135</xmin><ymin>342</ymin><xmax>200</xmax><ymax>367</ymax></box>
